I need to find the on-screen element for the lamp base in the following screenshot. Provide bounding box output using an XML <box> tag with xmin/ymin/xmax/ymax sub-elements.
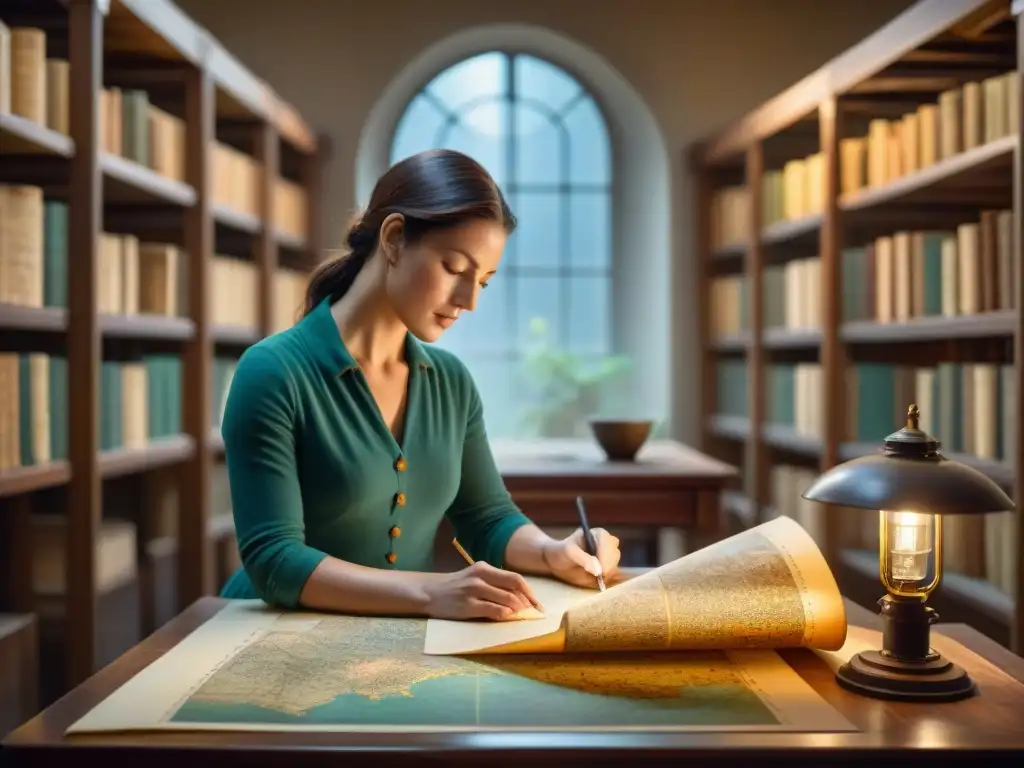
<box><xmin>837</xmin><ymin>650</ymin><xmax>976</xmax><ymax>702</ymax></box>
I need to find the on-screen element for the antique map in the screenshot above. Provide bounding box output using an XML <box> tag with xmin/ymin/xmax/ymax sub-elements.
<box><xmin>425</xmin><ymin>515</ymin><xmax>849</xmax><ymax>656</ymax></box>
<box><xmin>66</xmin><ymin>517</ymin><xmax>856</xmax><ymax>735</ymax></box>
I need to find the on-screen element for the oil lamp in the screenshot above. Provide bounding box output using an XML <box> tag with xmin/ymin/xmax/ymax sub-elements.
<box><xmin>802</xmin><ymin>404</ymin><xmax>1015</xmax><ymax>702</ymax></box>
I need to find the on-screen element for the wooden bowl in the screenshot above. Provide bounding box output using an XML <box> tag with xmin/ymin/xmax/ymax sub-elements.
<box><xmin>588</xmin><ymin>419</ymin><xmax>654</xmax><ymax>461</ymax></box>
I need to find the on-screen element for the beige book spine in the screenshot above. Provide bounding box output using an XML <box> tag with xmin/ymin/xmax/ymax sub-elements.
<box><xmin>45</xmin><ymin>58</ymin><xmax>69</xmax><ymax>134</ymax></box>
<box><xmin>10</xmin><ymin>27</ymin><xmax>46</xmax><ymax>124</ymax></box>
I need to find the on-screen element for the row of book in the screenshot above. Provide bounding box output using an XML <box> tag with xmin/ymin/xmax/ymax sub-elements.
<box><xmin>0</xmin><ymin>23</ymin><xmax>308</xmax><ymax>241</ymax></box>
<box><xmin>843</xmin><ymin>71</ymin><xmax>1019</xmax><ymax>195</ymax></box>
<box><xmin>708</xmin><ymin>274</ymin><xmax>748</xmax><ymax>338</ymax></box>
<box><xmin>0</xmin><ymin>348</ymin><xmax>244</xmax><ymax>473</ymax></box>
<box><xmin>844</xmin><ymin>213</ymin><xmax>1016</xmax><ymax>324</ymax></box>
<box><xmin>0</xmin><ymin>353</ymin><xmax>182</xmax><ymax>471</ymax></box>
<box><xmin>707</xmin><ymin>69</ymin><xmax>1020</xmax><ymax>251</ymax></box>
<box><xmin>760</xmin><ymin>361</ymin><xmax>1016</xmax><ymax>462</ymax></box>
<box><xmin>766</xmin><ymin>461</ymin><xmax>1017</xmax><ymax>597</ymax></box>
<box><xmin>708</xmin><ymin>209</ymin><xmax>1014</xmax><ymax>338</ymax></box>
<box><xmin>711</xmin><ymin>258</ymin><xmax>824</xmax><ymax>337</ymax></box>
<box><xmin>711</xmin><ymin>257</ymin><xmax>823</xmax><ymax>337</ymax></box>
<box><xmin>0</xmin><ymin>184</ymin><xmax>310</xmax><ymax>332</ymax></box>
<box><xmin>211</xmin><ymin>255</ymin><xmax>308</xmax><ymax>333</ymax></box>
<box><xmin>0</xmin><ymin>23</ymin><xmax>68</xmax><ymax>133</ymax></box>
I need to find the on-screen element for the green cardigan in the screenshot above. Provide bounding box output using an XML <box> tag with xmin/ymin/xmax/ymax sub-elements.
<box><xmin>218</xmin><ymin>297</ymin><xmax>533</xmax><ymax>607</ymax></box>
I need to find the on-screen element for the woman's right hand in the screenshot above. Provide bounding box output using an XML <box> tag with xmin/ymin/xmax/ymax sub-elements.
<box><xmin>423</xmin><ymin>561</ymin><xmax>541</xmax><ymax>621</ymax></box>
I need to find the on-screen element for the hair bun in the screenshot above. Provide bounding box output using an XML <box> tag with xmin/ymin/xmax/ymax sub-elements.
<box><xmin>345</xmin><ymin>220</ymin><xmax>375</xmax><ymax>253</ymax></box>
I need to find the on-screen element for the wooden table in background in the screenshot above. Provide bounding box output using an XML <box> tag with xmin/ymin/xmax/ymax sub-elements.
<box><xmin>4</xmin><ymin>597</ymin><xmax>1024</xmax><ymax>765</ymax></box>
<box><xmin>492</xmin><ymin>439</ymin><xmax>738</xmax><ymax>563</ymax></box>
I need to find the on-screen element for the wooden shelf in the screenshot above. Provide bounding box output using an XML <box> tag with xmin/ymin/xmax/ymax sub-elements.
<box><xmin>212</xmin><ymin>204</ymin><xmax>262</xmax><ymax>235</ymax></box>
<box><xmin>694</xmin><ymin>0</ymin><xmax>1023</xmax><ymax>656</ymax></box>
<box><xmin>707</xmin><ymin>414</ymin><xmax>749</xmax><ymax>441</ymax></box>
<box><xmin>276</xmin><ymin>229</ymin><xmax>308</xmax><ymax>253</ymax></box>
<box><xmin>0</xmin><ymin>304</ymin><xmax>66</xmax><ymax>333</ymax></box>
<box><xmin>710</xmin><ymin>333</ymin><xmax>749</xmax><ymax>352</ymax></box>
<box><xmin>0</xmin><ymin>113</ymin><xmax>74</xmax><ymax>156</ymax></box>
<box><xmin>112</xmin><ymin>0</ymin><xmax>316</xmax><ymax>152</ymax></box>
<box><xmin>98</xmin><ymin>436</ymin><xmax>195</xmax><ymax>479</ymax></box>
<box><xmin>0</xmin><ymin>306</ymin><xmax>199</xmax><ymax>342</ymax></box>
<box><xmin>0</xmin><ymin>462</ymin><xmax>72</xmax><ymax>499</ymax></box>
<box><xmin>0</xmin><ymin>0</ymin><xmax>328</xmax><ymax>703</ymax></box>
<box><xmin>0</xmin><ymin>438</ymin><xmax>195</xmax><ymax>499</ymax></box>
<box><xmin>693</xmin><ymin>0</ymin><xmax>1006</xmax><ymax>165</ymax></box>
<box><xmin>762</xmin><ymin>213</ymin><xmax>821</xmax><ymax>248</ymax></box>
<box><xmin>762</xmin><ymin>424</ymin><xmax>822</xmax><ymax>458</ymax></box>
<box><xmin>763</xmin><ymin>327</ymin><xmax>822</xmax><ymax>349</ymax></box>
<box><xmin>101</xmin><ymin>154</ymin><xmax>197</xmax><ymax>206</ymax></box>
<box><xmin>212</xmin><ymin>323</ymin><xmax>261</xmax><ymax>346</ymax></box>
<box><xmin>710</xmin><ymin>242</ymin><xmax>747</xmax><ymax>261</ymax></box>
<box><xmin>840</xmin><ymin>135</ymin><xmax>1015</xmax><ymax>213</ymax></box>
<box><xmin>841</xmin><ymin>312</ymin><xmax>1016</xmax><ymax>343</ymax></box>
<box><xmin>100</xmin><ymin>313</ymin><xmax>195</xmax><ymax>341</ymax></box>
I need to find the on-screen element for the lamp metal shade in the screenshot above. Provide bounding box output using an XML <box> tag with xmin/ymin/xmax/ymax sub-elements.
<box><xmin>802</xmin><ymin>405</ymin><xmax>1015</xmax><ymax>516</ymax></box>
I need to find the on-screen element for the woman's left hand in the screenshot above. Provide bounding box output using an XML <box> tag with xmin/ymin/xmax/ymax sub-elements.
<box><xmin>542</xmin><ymin>527</ymin><xmax>621</xmax><ymax>589</ymax></box>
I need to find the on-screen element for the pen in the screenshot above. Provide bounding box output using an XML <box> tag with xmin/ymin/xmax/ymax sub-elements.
<box><xmin>452</xmin><ymin>538</ymin><xmax>543</xmax><ymax>611</ymax></box>
<box><xmin>574</xmin><ymin>495</ymin><xmax>606</xmax><ymax>592</ymax></box>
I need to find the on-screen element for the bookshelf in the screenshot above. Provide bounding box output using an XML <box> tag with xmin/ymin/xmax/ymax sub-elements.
<box><xmin>0</xmin><ymin>0</ymin><xmax>326</xmax><ymax>699</ymax></box>
<box><xmin>694</xmin><ymin>0</ymin><xmax>1024</xmax><ymax>653</ymax></box>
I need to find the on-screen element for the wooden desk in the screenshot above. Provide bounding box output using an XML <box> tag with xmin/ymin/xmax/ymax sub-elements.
<box><xmin>5</xmin><ymin>597</ymin><xmax>1024</xmax><ymax>766</ymax></box>
<box><xmin>492</xmin><ymin>438</ymin><xmax>738</xmax><ymax>530</ymax></box>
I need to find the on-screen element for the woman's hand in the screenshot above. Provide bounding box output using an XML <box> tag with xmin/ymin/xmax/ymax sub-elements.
<box><xmin>542</xmin><ymin>527</ymin><xmax>621</xmax><ymax>589</ymax></box>
<box><xmin>422</xmin><ymin>561</ymin><xmax>542</xmax><ymax>621</ymax></box>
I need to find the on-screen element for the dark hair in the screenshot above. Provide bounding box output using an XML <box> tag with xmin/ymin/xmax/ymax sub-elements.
<box><xmin>303</xmin><ymin>149</ymin><xmax>516</xmax><ymax>315</ymax></box>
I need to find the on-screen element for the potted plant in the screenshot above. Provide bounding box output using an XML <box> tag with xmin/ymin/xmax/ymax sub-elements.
<box><xmin>519</xmin><ymin>317</ymin><xmax>633</xmax><ymax>438</ymax></box>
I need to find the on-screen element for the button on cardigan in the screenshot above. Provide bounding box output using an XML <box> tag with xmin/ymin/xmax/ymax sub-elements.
<box><xmin>218</xmin><ymin>297</ymin><xmax>533</xmax><ymax>608</ymax></box>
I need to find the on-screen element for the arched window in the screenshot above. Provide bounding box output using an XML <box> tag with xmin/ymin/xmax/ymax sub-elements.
<box><xmin>391</xmin><ymin>51</ymin><xmax>613</xmax><ymax>438</ymax></box>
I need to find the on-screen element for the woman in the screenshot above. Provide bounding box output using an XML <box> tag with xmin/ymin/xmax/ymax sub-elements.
<box><xmin>219</xmin><ymin>148</ymin><xmax>621</xmax><ymax>621</ymax></box>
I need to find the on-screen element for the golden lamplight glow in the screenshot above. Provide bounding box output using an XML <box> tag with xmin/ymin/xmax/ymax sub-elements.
<box><xmin>802</xmin><ymin>404</ymin><xmax>1015</xmax><ymax>703</ymax></box>
<box><xmin>879</xmin><ymin>510</ymin><xmax>942</xmax><ymax>598</ymax></box>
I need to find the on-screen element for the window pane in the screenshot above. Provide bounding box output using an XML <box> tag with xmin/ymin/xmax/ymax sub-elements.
<box><xmin>567</xmin><ymin>276</ymin><xmax>611</xmax><ymax>354</ymax></box>
<box><xmin>569</xmin><ymin>192</ymin><xmax>611</xmax><ymax>269</ymax></box>
<box><xmin>427</xmin><ymin>52</ymin><xmax>507</xmax><ymax>112</ymax></box>
<box><xmin>513</xmin><ymin>102</ymin><xmax>561</xmax><ymax>186</ymax></box>
<box><xmin>564</xmin><ymin>97</ymin><xmax>610</xmax><ymax>185</ymax></box>
<box><xmin>440</xmin><ymin>100</ymin><xmax>508</xmax><ymax>187</ymax></box>
<box><xmin>514</xmin><ymin>54</ymin><xmax>581</xmax><ymax>114</ymax></box>
<box><xmin>507</xmin><ymin>191</ymin><xmax>562</xmax><ymax>269</ymax></box>
<box><xmin>462</xmin><ymin>356</ymin><xmax>518</xmax><ymax>438</ymax></box>
<box><xmin>438</xmin><ymin>273</ymin><xmax>510</xmax><ymax>357</ymax></box>
<box><xmin>513</xmin><ymin>275</ymin><xmax>561</xmax><ymax>348</ymax></box>
<box><xmin>391</xmin><ymin>95</ymin><xmax>448</xmax><ymax>164</ymax></box>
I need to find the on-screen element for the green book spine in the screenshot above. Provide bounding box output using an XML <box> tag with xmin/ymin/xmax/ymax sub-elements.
<box><xmin>935</xmin><ymin>363</ymin><xmax>963</xmax><ymax>453</ymax></box>
<box><xmin>100</xmin><ymin>362</ymin><xmax>113</xmax><ymax>451</ymax></box>
<box><xmin>922</xmin><ymin>233</ymin><xmax>943</xmax><ymax>316</ymax></box>
<box><xmin>855</xmin><ymin>363</ymin><xmax>896</xmax><ymax>441</ymax></box>
<box><xmin>121</xmin><ymin>90</ymin><xmax>151</xmax><ymax>166</ymax></box>
<box><xmin>146</xmin><ymin>356</ymin><xmax>163</xmax><ymax>439</ymax></box>
<box><xmin>48</xmin><ymin>356</ymin><xmax>68</xmax><ymax>461</ymax></box>
<box><xmin>43</xmin><ymin>201</ymin><xmax>68</xmax><ymax>308</ymax></box>
<box><xmin>171</xmin><ymin>357</ymin><xmax>182</xmax><ymax>433</ymax></box>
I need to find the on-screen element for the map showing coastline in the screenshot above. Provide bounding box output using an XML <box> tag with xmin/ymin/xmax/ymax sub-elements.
<box><xmin>171</xmin><ymin>614</ymin><xmax>787</xmax><ymax>728</ymax></box>
<box><xmin>64</xmin><ymin>518</ymin><xmax>858</xmax><ymax>735</ymax></box>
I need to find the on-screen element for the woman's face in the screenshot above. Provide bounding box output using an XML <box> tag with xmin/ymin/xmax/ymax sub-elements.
<box><xmin>382</xmin><ymin>215</ymin><xmax>507</xmax><ymax>343</ymax></box>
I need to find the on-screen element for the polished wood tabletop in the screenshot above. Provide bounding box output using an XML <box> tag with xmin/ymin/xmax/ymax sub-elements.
<box><xmin>3</xmin><ymin>596</ymin><xmax>1024</xmax><ymax>766</ymax></box>
<box><xmin>490</xmin><ymin>439</ymin><xmax>738</xmax><ymax>533</ymax></box>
